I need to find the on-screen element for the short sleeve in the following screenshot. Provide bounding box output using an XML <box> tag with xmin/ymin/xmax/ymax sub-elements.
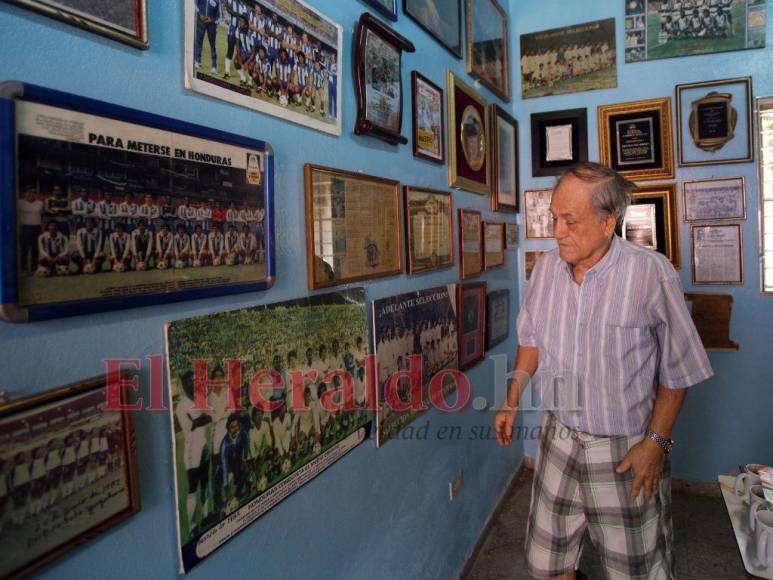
<box><xmin>516</xmin><ymin>258</ymin><xmax>546</xmax><ymax>348</ymax></box>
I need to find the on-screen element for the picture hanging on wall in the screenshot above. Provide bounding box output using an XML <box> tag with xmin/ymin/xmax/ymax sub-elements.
<box><xmin>404</xmin><ymin>0</ymin><xmax>463</xmax><ymax>58</ymax></box>
<box><xmin>486</xmin><ymin>288</ymin><xmax>509</xmax><ymax>349</ymax></box>
<box><xmin>520</xmin><ymin>18</ymin><xmax>617</xmax><ymax>100</ymax></box>
<box><xmin>360</xmin><ymin>0</ymin><xmax>398</xmax><ymax>21</ymax></box>
<box><xmin>411</xmin><ymin>72</ymin><xmax>445</xmax><ymax>164</ymax></box>
<box><xmin>624</xmin><ymin>0</ymin><xmax>767</xmax><ymax>63</ymax></box>
<box><xmin>404</xmin><ymin>186</ymin><xmax>454</xmax><ymax>274</ymax></box>
<box><xmin>491</xmin><ymin>104</ymin><xmax>519</xmax><ymax>213</ymax></box>
<box><xmin>458</xmin><ymin>208</ymin><xmax>483</xmax><ymax>278</ymax></box>
<box><xmin>466</xmin><ymin>0</ymin><xmax>510</xmax><ymax>101</ymax></box>
<box><xmin>683</xmin><ymin>177</ymin><xmax>747</xmax><ymax>222</ymax></box>
<box><xmin>0</xmin><ymin>82</ymin><xmax>275</xmax><ymax>323</ymax></box>
<box><xmin>483</xmin><ymin>222</ymin><xmax>505</xmax><ymax>270</ymax></box>
<box><xmin>691</xmin><ymin>223</ymin><xmax>743</xmax><ymax>284</ymax></box>
<box><xmin>524</xmin><ymin>189</ymin><xmax>554</xmax><ymax>239</ymax></box>
<box><xmin>621</xmin><ymin>183</ymin><xmax>680</xmax><ymax>268</ymax></box>
<box><xmin>530</xmin><ymin>108</ymin><xmax>588</xmax><ymax>177</ymax></box>
<box><xmin>456</xmin><ymin>282</ymin><xmax>487</xmax><ymax>370</ymax></box>
<box><xmin>524</xmin><ymin>250</ymin><xmax>545</xmax><ymax>281</ymax></box>
<box><xmin>354</xmin><ymin>12</ymin><xmax>416</xmax><ymax>145</ymax></box>
<box><xmin>184</xmin><ymin>0</ymin><xmax>344</xmax><ymax>136</ymax></box>
<box><xmin>448</xmin><ymin>71</ymin><xmax>491</xmax><ymax>195</ymax></box>
<box><xmin>165</xmin><ymin>289</ymin><xmax>372</xmax><ymax>574</ymax></box>
<box><xmin>0</xmin><ymin>374</ymin><xmax>140</xmax><ymax>579</ymax></box>
<box><xmin>505</xmin><ymin>223</ymin><xmax>518</xmax><ymax>250</ymax></box>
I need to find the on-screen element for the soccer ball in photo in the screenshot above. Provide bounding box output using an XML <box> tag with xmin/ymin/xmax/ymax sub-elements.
<box><xmin>83</xmin><ymin>261</ymin><xmax>95</xmax><ymax>274</ymax></box>
<box><xmin>281</xmin><ymin>458</ymin><xmax>291</xmax><ymax>474</ymax></box>
<box><xmin>225</xmin><ymin>255</ymin><xmax>236</xmax><ymax>266</ymax></box>
<box><xmin>175</xmin><ymin>259</ymin><xmax>185</xmax><ymax>269</ymax></box>
<box><xmin>157</xmin><ymin>260</ymin><xmax>167</xmax><ymax>270</ymax></box>
<box><xmin>113</xmin><ymin>262</ymin><xmax>125</xmax><ymax>273</ymax></box>
<box><xmin>35</xmin><ymin>265</ymin><xmax>50</xmax><ymax>277</ymax></box>
<box><xmin>193</xmin><ymin>259</ymin><xmax>201</xmax><ymax>268</ymax></box>
<box><xmin>279</xmin><ymin>94</ymin><xmax>288</xmax><ymax>107</ymax></box>
<box><xmin>256</xmin><ymin>474</ymin><xmax>268</xmax><ymax>492</ymax></box>
<box><xmin>244</xmin><ymin>256</ymin><xmax>253</xmax><ymax>265</ymax></box>
<box><xmin>136</xmin><ymin>261</ymin><xmax>146</xmax><ymax>271</ymax></box>
<box><xmin>313</xmin><ymin>441</ymin><xmax>321</xmax><ymax>455</ymax></box>
<box><xmin>55</xmin><ymin>264</ymin><xmax>69</xmax><ymax>276</ymax></box>
<box><xmin>213</xmin><ymin>256</ymin><xmax>222</xmax><ymax>266</ymax></box>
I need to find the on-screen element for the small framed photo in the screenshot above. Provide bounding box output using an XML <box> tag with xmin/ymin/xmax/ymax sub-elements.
<box><xmin>483</xmin><ymin>222</ymin><xmax>505</xmax><ymax>270</ymax></box>
<box><xmin>505</xmin><ymin>223</ymin><xmax>518</xmax><ymax>250</ymax></box>
<box><xmin>530</xmin><ymin>108</ymin><xmax>588</xmax><ymax>177</ymax></box>
<box><xmin>491</xmin><ymin>104</ymin><xmax>519</xmax><ymax>213</ymax></box>
<box><xmin>448</xmin><ymin>71</ymin><xmax>491</xmax><ymax>195</ymax></box>
<box><xmin>622</xmin><ymin>184</ymin><xmax>680</xmax><ymax>268</ymax></box>
<box><xmin>676</xmin><ymin>77</ymin><xmax>754</xmax><ymax>167</ymax></box>
<box><xmin>404</xmin><ymin>0</ymin><xmax>463</xmax><ymax>58</ymax></box>
<box><xmin>404</xmin><ymin>186</ymin><xmax>454</xmax><ymax>274</ymax></box>
<box><xmin>457</xmin><ymin>281</ymin><xmax>487</xmax><ymax>370</ymax></box>
<box><xmin>524</xmin><ymin>189</ymin><xmax>554</xmax><ymax>239</ymax></box>
<box><xmin>691</xmin><ymin>224</ymin><xmax>743</xmax><ymax>285</ymax></box>
<box><xmin>361</xmin><ymin>0</ymin><xmax>398</xmax><ymax>21</ymax></box>
<box><xmin>524</xmin><ymin>250</ymin><xmax>545</xmax><ymax>281</ymax></box>
<box><xmin>0</xmin><ymin>375</ymin><xmax>140</xmax><ymax>578</ymax></box>
<box><xmin>411</xmin><ymin>72</ymin><xmax>445</xmax><ymax>164</ymax></box>
<box><xmin>683</xmin><ymin>177</ymin><xmax>747</xmax><ymax>222</ymax></box>
<box><xmin>486</xmin><ymin>288</ymin><xmax>510</xmax><ymax>349</ymax></box>
<box><xmin>354</xmin><ymin>13</ymin><xmax>416</xmax><ymax>145</ymax></box>
<box><xmin>466</xmin><ymin>0</ymin><xmax>510</xmax><ymax>101</ymax></box>
<box><xmin>598</xmin><ymin>97</ymin><xmax>675</xmax><ymax>181</ymax></box>
<box><xmin>458</xmin><ymin>208</ymin><xmax>483</xmax><ymax>279</ymax></box>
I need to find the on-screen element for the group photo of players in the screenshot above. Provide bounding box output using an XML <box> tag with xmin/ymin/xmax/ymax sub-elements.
<box><xmin>521</xmin><ymin>41</ymin><xmax>615</xmax><ymax>94</ymax></box>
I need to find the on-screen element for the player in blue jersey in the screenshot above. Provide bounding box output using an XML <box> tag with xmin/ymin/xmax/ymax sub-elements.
<box><xmin>194</xmin><ymin>0</ymin><xmax>221</xmax><ymax>74</ymax></box>
<box><xmin>275</xmin><ymin>48</ymin><xmax>293</xmax><ymax>107</ymax></box>
<box><xmin>223</xmin><ymin>0</ymin><xmax>246</xmax><ymax>79</ymax></box>
<box><xmin>234</xmin><ymin>15</ymin><xmax>257</xmax><ymax>88</ymax></box>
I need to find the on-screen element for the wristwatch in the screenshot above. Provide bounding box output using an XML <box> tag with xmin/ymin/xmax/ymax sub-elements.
<box><xmin>645</xmin><ymin>429</ymin><xmax>674</xmax><ymax>455</ymax></box>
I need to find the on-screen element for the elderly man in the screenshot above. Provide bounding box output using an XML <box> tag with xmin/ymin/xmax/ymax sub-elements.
<box><xmin>495</xmin><ymin>162</ymin><xmax>712</xmax><ymax>580</ymax></box>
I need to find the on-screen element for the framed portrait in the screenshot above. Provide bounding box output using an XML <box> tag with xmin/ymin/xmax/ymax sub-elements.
<box><xmin>505</xmin><ymin>222</ymin><xmax>518</xmax><ymax>250</ymax></box>
<box><xmin>524</xmin><ymin>188</ymin><xmax>554</xmax><ymax>239</ymax></box>
<box><xmin>448</xmin><ymin>71</ymin><xmax>491</xmax><ymax>195</ymax></box>
<box><xmin>598</xmin><ymin>97</ymin><xmax>675</xmax><ymax>181</ymax></box>
<box><xmin>458</xmin><ymin>208</ymin><xmax>482</xmax><ymax>279</ymax></box>
<box><xmin>360</xmin><ymin>0</ymin><xmax>398</xmax><ymax>21</ymax></box>
<box><xmin>683</xmin><ymin>177</ymin><xmax>746</xmax><ymax>222</ymax></box>
<box><xmin>691</xmin><ymin>224</ymin><xmax>743</xmax><ymax>285</ymax></box>
<box><xmin>404</xmin><ymin>187</ymin><xmax>454</xmax><ymax>274</ymax></box>
<box><xmin>520</xmin><ymin>18</ymin><xmax>616</xmax><ymax>100</ymax></box>
<box><xmin>4</xmin><ymin>0</ymin><xmax>148</xmax><ymax>48</ymax></box>
<box><xmin>0</xmin><ymin>375</ymin><xmax>140</xmax><ymax>578</ymax></box>
<box><xmin>524</xmin><ymin>250</ymin><xmax>544</xmax><ymax>281</ymax></box>
<box><xmin>457</xmin><ymin>282</ymin><xmax>487</xmax><ymax>370</ymax></box>
<box><xmin>305</xmin><ymin>164</ymin><xmax>402</xmax><ymax>289</ymax></box>
<box><xmin>486</xmin><ymin>288</ymin><xmax>509</xmax><ymax>349</ymax></box>
<box><xmin>404</xmin><ymin>0</ymin><xmax>463</xmax><ymax>57</ymax></box>
<box><xmin>530</xmin><ymin>108</ymin><xmax>588</xmax><ymax>177</ymax></box>
<box><xmin>411</xmin><ymin>72</ymin><xmax>445</xmax><ymax>164</ymax></box>
<box><xmin>0</xmin><ymin>82</ymin><xmax>275</xmax><ymax>323</ymax></box>
<box><xmin>184</xmin><ymin>0</ymin><xmax>343</xmax><ymax>136</ymax></box>
<box><xmin>491</xmin><ymin>105</ymin><xmax>519</xmax><ymax>213</ymax></box>
<box><xmin>622</xmin><ymin>183</ymin><xmax>680</xmax><ymax>268</ymax></box>
<box><xmin>483</xmin><ymin>222</ymin><xmax>505</xmax><ymax>270</ymax></box>
<box><xmin>354</xmin><ymin>12</ymin><xmax>416</xmax><ymax>145</ymax></box>
<box><xmin>466</xmin><ymin>0</ymin><xmax>510</xmax><ymax>101</ymax></box>
<box><xmin>676</xmin><ymin>77</ymin><xmax>754</xmax><ymax>167</ymax></box>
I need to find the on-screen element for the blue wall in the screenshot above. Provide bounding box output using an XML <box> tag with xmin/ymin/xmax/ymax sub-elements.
<box><xmin>0</xmin><ymin>1</ymin><xmax>522</xmax><ymax>578</ymax></box>
<box><xmin>512</xmin><ymin>0</ymin><xmax>773</xmax><ymax>481</ymax></box>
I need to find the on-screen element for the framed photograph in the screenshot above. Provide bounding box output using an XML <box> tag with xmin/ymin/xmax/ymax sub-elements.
<box><xmin>520</xmin><ymin>18</ymin><xmax>616</xmax><ymax>100</ymax></box>
<box><xmin>0</xmin><ymin>375</ymin><xmax>140</xmax><ymax>578</ymax></box>
<box><xmin>448</xmin><ymin>71</ymin><xmax>490</xmax><ymax>195</ymax></box>
<box><xmin>0</xmin><ymin>82</ymin><xmax>275</xmax><ymax>323</ymax></box>
<box><xmin>466</xmin><ymin>0</ymin><xmax>510</xmax><ymax>101</ymax></box>
<box><xmin>486</xmin><ymin>288</ymin><xmax>509</xmax><ymax>349</ymax></box>
<box><xmin>165</xmin><ymin>289</ymin><xmax>371</xmax><ymax>573</ymax></box>
<box><xmin>524</xmin><ymin>250</ymin><xmax>545</xmax><ymax>281</ymax></box>
<box><xmin>505</xmin><ymin>222</ymin><xmax>518</xmax><ymax>250</ymax></box>
<box><xmin>404</xmin><ymin>0</ymin><xmax>463</xmax><ymax>57</ymax></box>
<box><xmin>305</xmin><ymin>164</ymin><xmax>402</xmax><ymax>289</ymax></box>
<box><xmin>373</xmin><ymin>286</ymin><xmax>458</xmax><ymax>446</ymax></box>
<box><xmin>691</xmin><ymin>224</ymin><xmax>743</xmax><ymax>285</ymax></box>
<box><xmin>404</xmin><ymin>187</ymin><xmax>454</xmax><ymax>274</ymax></box>
<box><xmin>411</xmin><ymin>72</ymin><xmax>445</xmax><ymax>164</ymax></box>
<box><xmin>622</xmin><ymin>184</ymin><xmax>680</xmax><ymax>268</ymax></box>
<box><xmin>360</xmin><ymin>0</ymin><xmax>398</xmax><ymax>21</ymax></box>
<box><xmin>624</xmin><ymin>0</ymin><xmax>767</xmax><ymax>63</ymax></box>
<box><xmin>354</xmin><ymin>12</ymin><xmax>416</xmax><ymax>145</ymax></box>
<box><xmin>483</xmin><ymin>222</ymin><xmax>505</xmax><ymax>270</ymax></box>
<box><xmin>676</xmin><ymin>77</ymin><xmax>754</xmax><ymax>167</ymax></box>
<box><xmin>684</xmin><ymin>177</ymin><xmax>746</xmax><ymax>222</ymax></box>
<box><xmin>4</xmin><ymin>0</ymin><xmax>148</xmax><ymax>48</ymax></box>
<box><xmin>524</xmin><ymin>189</ymin><xmax>554</xmax><ymax>239</ymax></box>
<box><xmin>184</xmin><ymin>0</ymin><xmax>343</xmax><ymax>136</ymax></box>
<box><xmin>491</xmin><ymin>104</ymin><xmax>519</xmax><ymax>213</ymax></box>
<box><xmin>598</xmin><ymin>97</ymin><xmax>675</xmax><ymax>181</ymax></box>
<box><xmin>530</xmin><ymin>108</ymin><xmax>588</xmax><ymax>177</ymax></box>
<box><xmin>457</xmin><ymin>282</ymin><xmax>486</xmax><ymax>370</ymax></box>
<box><xmin>458</xmin><ymin>208</ymin><xmax>482</xmax><ymax>279</ymax></box>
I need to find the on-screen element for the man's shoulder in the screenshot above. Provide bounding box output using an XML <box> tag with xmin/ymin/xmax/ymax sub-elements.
<box><xmin>616</xmin><ymin>237</ymin><xmax>678</xmax><ymax>280</ymax></box>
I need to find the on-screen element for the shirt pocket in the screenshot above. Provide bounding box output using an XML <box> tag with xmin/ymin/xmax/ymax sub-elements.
<box><xmin>602</xmin><ymin>324</ymin><xmax>652</xmax><ymax>370</ymax></box>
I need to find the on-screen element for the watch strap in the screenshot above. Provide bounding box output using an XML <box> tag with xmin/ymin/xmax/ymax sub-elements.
<box><xmin>645</xmin><ymin>429</ymin><xmax>674</xmax><ymax>455</ymax></box>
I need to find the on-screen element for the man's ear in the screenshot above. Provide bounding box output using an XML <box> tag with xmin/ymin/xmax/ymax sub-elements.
<box><xmin>605</xmin><ymin>213</ymin><xmax>617</xmax><ymax>237</ymax></box>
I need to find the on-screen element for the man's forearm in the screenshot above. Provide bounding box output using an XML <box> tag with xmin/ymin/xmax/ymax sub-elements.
<box><xmin>504</xmin><ymin>345</ymin><xmax>539</xmax><ymax>409</ymax></box>
<box><xmin>647</xmin><ymin>385</ymin><xmax>688</xmax><ymax>439</ymax></box>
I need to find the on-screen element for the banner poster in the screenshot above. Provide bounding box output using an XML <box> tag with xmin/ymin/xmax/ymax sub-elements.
<box><xmin>371</xmin><ymin>285</ymin><xmax>459</xmax><ymax>447</ymax></box>
<box><xmin>164</xmin><ymin>288</ymin><xmax>371</xmax><ymax>573</ymax></box>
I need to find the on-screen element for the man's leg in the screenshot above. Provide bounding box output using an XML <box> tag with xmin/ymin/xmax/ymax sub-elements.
<box><xmin>194</xmin><ymin>20</ymin><xmax>205</xmax><ymax>66</ymax></box>
<box><xmin>206</xmin><ymin>23</ymin><xmax>218</xmax><ymax>71</ymax></box>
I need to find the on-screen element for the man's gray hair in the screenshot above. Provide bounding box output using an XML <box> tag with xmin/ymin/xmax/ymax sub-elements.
<box><xmin>558</xmin><ymin>162</ymin><xmax>636</xmax><ymax>229</ymax></box>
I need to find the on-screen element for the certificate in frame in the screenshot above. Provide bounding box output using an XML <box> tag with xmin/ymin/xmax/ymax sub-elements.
<box><xmin>691</xmin><ymin>223</ymin><xmax>743</xmax><ymax>285</ymax></box>
<box><xmin>491</xmin><ymin>104</ymin><xmax>519</xmax><ymax>213</ymax></box>
<box><xmin>486</xmin><ymin>288</ymin><xmax>509</xmax><ymax>349</ymax></box>
<box><xmin>530</xmin><ymin>108</ymin><xmax>588</xmax><ymax>177</ymax></box>
<box><xmin>683</xmin><ymin>177</ymin><xmax>746</xmax><ymax>223</ymax></box>
<box><xmin>448</xmin><ymin>71</ymin><xmax>491</xmax><ymax>195</ymax></box>
<box><xmin>457</xmin><ymin>281</ymin><xmax>487</xmax><ymax>370</ymax></box>
<box><xmin>404</xmin><ymin>186</ymin><xmax>454</xmax><ymax>274</ymax></box>
<box><xmin>624</xmin><ymin>183</ymin><xmax>680</xmax><ymax>268</ymax></box>
<box><xmin>411</xmin><ymin>72</ymin><xmax>445</xmax><ymax>164</ymax></box>
<box><xmin>458</xmin><ymin>208</ymin><xmax>482</xmax><ymax>279</ymax></box>
<box><xmin>466</xmin><ymin>0</ymin><xmax>510</xmax><ymax>101</ymax></box>
<box><xmin>505</xmin><ymin>222</ymin><xmax>518</xmax><ymax>250</ymax></box>
<box><xmin>483</xmin><ymin>222</ymin><xmax>505</xmax><ymax>270</ymax></box>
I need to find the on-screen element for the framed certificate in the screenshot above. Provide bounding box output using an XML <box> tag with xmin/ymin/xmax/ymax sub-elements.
<box><xmin>466</xmin><ymin>0</ymin><xmax>510</xmax><ymax>101</ymax></box>
<box><xmin>457</xmin><ymin>282</ymin><xmax>487</xmax><ymax>370</ymax></box>
<box><xmin>448</xmin><ymin>71</ymin><xmax>491</xmax><ymax>195</ymax></box>
<box><xmin>458</xmin><ymin>208</ymin><xmax>482</xmax><ymax>279</ymax></box>
<box><xmin>505</xmin><ymin>223</ymin><xmax>518</xmax><ymax>250</ymax></box>
<box><xmin>683</xmin><ymin>177</ymin><xmax>746</xmax><ymax>222</ymax></box>
<box><xmin>623</xmin><ymin>204</ymin><xmax>658</xmax><ymax>251</ymax></box>
<box><xmin>305</xmin><ymin>164</ymin><xmax>402</xmax><ymax>289</ymax></box>
<box><xmin>411</xmin><ymin>72</ymin><xmax>445</xmax><ymax>164</ymax></box>
<box><xmin>691</xmin><ymin>224</ymin><xmax>743</xmax><ymax>285</ymax></box>
<box><xmin>524</xmin><ymin>189</ymin><xmax>554</xmax><ymax>239</ymax></box>
<box><xmin>598</xmin><ymin>97</ymin><xmax>674</xmax><ymax>181</ymax></box>
<box><xmin>622</xmin><ymin>183</ymin><xmax>680</xmax><ymax>268</ymax></box>
<box><xmin>491</xmin><ymin>105</ymin><xmax>519</xmax><ymax>213</ymax></box>
<box><xmin>530</xmin><ymin>109</ymin><xmax>588</xmax><ymax>177</ymax></box>
<box><xmin>404</xmin><ymin>186</ymin><xmax>454</xmax><ymax>274</ymax></box>
<box><xmin>483</xmin><ymin>222</ymin><xmax>505</xmax><ymax>270</ymax></box>
<box><xmin>486</xmin><ymin>288</ymin><xmax>510</xmax><ymax>349</ymax></box>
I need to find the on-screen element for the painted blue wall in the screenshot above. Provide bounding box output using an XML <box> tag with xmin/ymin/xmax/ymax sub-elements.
<box><xmin>511</xmin><ymin>0</ymin><xmax>773</xmax><ymax>481</ymax></box>
<box><xmin>0</xmin><ymin>1</ymin><xmax>522</xmax><ymax>578</ymax></box>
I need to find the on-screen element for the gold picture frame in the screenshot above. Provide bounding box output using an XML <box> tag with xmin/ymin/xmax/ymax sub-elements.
<box><xmin>448</xmin><ymin>71</ymin><xmax>491</xmax><ymax>195</ymax></box>
<box><xmin>403</xmin><ymin>186</ymin><xmax>455</xmax><ymax>274</ymax></box>
<box><xmin>625</xmin><ymin>183</ymin><xmax>681</xmax><ymax>269</ymax></box>
<box><xmin>458</xmin><ymin>208</ymin><xmax>483</xmax><ymax>278</ymax></box>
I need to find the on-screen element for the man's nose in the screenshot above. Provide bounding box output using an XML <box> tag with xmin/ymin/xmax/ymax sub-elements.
<box><xmin>553</xmin><ymin>218</ymin><xmax>566</xmax><ymax>238</ymax></box>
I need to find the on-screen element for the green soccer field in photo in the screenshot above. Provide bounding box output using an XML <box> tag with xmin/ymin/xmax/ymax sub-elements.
<box><xmin>522</xmin><ymin>66</ymin><xmax>617</xmax><ymax>99</ymax></box>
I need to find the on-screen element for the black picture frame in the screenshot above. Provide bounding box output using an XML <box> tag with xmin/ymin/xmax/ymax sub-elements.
<box><xmin>404</xmin><ymin>0</ymin><xmax>463</xmax><ymax>58</ymax></box>
<box><xmin>530</xmin><ymin>108</ymin><xmax>588</xmax><ymax>177</ymax></box>
<box><xmin>486</xmin><ymin>288</ymin><xmax>509</xmax><ymax>349</ymax></box>
<box><xmin>360</xmin><ymin>0</ymin><xmax>398</xmax><ymax>21</ymax></box>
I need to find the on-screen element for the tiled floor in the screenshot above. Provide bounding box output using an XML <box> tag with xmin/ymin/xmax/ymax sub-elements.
<box><xmin>462</xmin><ymin>470</ymin><xmax>747</xmax><ymax>580</ymax></box>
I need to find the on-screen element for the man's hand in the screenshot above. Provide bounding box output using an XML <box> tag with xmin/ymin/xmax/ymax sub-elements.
<box><xmin>494</xmin><ymin>407</ymin><xmax>518</xmax><ymax>447</ymax></box>
<box><xmin>616</xmin><ymin>438</ymin><xmax>665</xmax><ymax>502</ymax></box>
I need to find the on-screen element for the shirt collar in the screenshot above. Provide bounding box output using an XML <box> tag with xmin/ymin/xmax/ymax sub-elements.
<box><xmin>561</xmin><ymin>234</ymin><xmax>622</xmax><ymax>280</ymax></box>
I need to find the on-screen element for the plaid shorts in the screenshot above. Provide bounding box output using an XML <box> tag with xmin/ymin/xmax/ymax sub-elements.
<box><xmin>525</xmin><ymin>412</ymin><xmax>674</xmax><ymax>580</ymax></box>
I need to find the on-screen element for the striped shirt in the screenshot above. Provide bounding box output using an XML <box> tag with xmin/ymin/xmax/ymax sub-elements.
<box><xmin>516</xmin><ymin>236</ymin><xmax>713</xmax><ymax>436</ymax></box>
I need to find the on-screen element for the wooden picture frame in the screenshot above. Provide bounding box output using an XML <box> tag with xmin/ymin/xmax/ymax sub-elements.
<box><xmin>457</xmin><ymin>281</ymin><xmax>487</xmax><ymax>370</ymax></box>
<box><xmin>360</xmin><ymin>0</ymin><xmax>398</xmax><ymax>21</ymax></box>
<box><xmin>486</xmin><ymin>288</ymin><xmax>510</xmax><ymax>349</ymax></box>
<box><xmin>305</xmin><ymin>164</ymin><xmax>402</xmax><ymax>289</ymax></box>
<box><xmin>691</xmin><ymin>223</ymin><xmax>743</xmax><ymax>285</ymax></box>
<box><xmin>354</xmin><ymin>12</ymin><xmax>416</xmax><ymax>145</ymax></box>
<box><xmin>466</xmin><ymin>0</ymin><xmax>510</xmax><ymax>101</ymax></box>
<box><xmin>0</xmin><ymin>374</ymin><xmax>140</xmax><ymax>578</ymax></box>
<box><xmin>411</xmin><ymin>72</ymin><xmax>445</xmax><ymax>164</ymax></box>
<box><xmin>598</xmin><ymin>97</ymin><xmax>675</xmax><ymax>181</ymax></box>
<box><xmin>404</xmin><ymin>0</ymin><xmax>463</xmax><ymax>58</ymax></box>
<box><xmin>524</xmin><ymin>188</ymin><xmax>554</xmax><ymax>239</ymax></box>
<box><xmin>530</xmin><ymin>108</ymin><xmax>588</xmax><ymax>177</ymax></box>
<box><xmin>491</xmin><ymin>104</ymin><xmax>519</xmax><ymax>213</ymax></box>
<box><xmin>622</xmin><ymin>183</ymin><xmax>680</xmax><ymax>268</ymax></box>
<box><xmin>404</xmin><ymin>186</ymin><xmax>454</xmax><ymax>274</ymax></box>
<box><xmin>683</xmin><ymin>177</ymin><xmax>747</xmax><ymax>222</ymax></box>
<box><xmin>483</xmin><ymin>222</ymin><xmax>505</xmax><ymax>270</ymax></box>
<box><xmin>458</xmin><ymin>208</ymin><xmax>482</xmax><ymax>279</ymax></box>
<box><xmin>505</xmin><ymin>222</ymin><xmax>518</xmax><ymax>250</ymax></box>
<box><xmin>448</xmin><ymin>71</ymin><xmax>491</xmax><ymax>195</ymax></box>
